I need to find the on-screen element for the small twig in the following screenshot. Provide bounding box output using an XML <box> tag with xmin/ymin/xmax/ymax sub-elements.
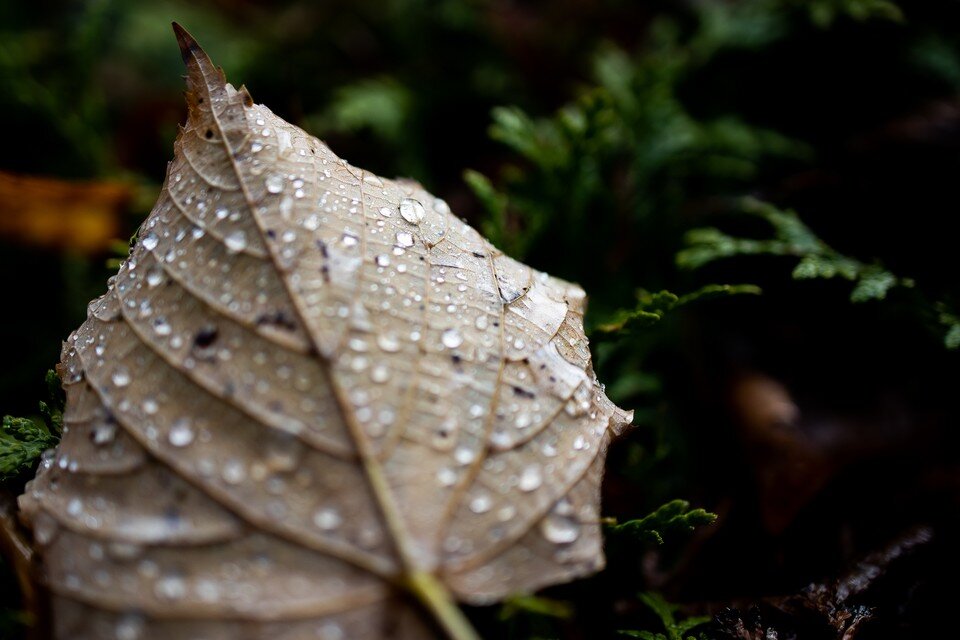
<box><xmin>0</xmin><ymin>490</ymin><xmax>45</xmax><ymax>640</ymax></box>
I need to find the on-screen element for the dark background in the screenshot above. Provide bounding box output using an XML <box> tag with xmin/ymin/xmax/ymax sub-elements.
<box><xmin>2</xmin><ymin>1</ymin><xmax>959</xmax><ymax>637</ymax></box>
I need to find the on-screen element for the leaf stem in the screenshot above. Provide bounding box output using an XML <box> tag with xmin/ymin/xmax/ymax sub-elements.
<box><xmin>407</xmin><ymin>571</ymin><xmax>480</xmax><ymax>640</ymax></box>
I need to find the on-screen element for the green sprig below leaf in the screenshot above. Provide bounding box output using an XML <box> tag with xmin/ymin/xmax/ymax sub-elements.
<box><xmin>619</xmin><ymin>592</ymin><xmax>711</xmax><ymax>640</ymax></box>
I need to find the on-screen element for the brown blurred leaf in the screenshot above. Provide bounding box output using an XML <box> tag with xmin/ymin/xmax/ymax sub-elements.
<box><xmin>0</xmin><ymin>171</ymin><xmax>130</xmax><ymax>254</ymax></box>
<box><xmin>17</xmin><ymin>24</ymin><xmax>632</xmax><ymax>639</ymax></box>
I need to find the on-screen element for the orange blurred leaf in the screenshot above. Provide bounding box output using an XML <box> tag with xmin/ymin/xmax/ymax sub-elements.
<box><xmin>0</xmin><ymin>171</ymin><xmax>131</xmax><ymax>253</ymax></box>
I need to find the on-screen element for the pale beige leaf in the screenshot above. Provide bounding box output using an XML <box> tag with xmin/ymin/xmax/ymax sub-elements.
<box><xmin>18</xmin><ymin>24</ymin><xmax>632</xmax><ymax>640</ymax></box>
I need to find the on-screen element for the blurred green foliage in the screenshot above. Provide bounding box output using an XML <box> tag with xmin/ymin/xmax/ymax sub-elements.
<box><xmin>1</xmin><ymin>371</ymin><xmax>63</xmax><ymax>479</ymax></box>
<box><xmin>4</xmin><ymin>0</ymin><xmax>960</xmax><ymax>637</ymax></box>
<box><xmin>618</xmin><ymin>592</ymin><xmax>710</xmax><ymax>640</ymax></box>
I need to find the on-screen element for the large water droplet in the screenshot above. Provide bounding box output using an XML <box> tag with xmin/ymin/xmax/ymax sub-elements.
<box><xmin>224</xmin><ymin>230</ymin><xmax>247</xmax><ymax>253</ymax></box>
<box><xmin>454</xmin><ymin>446</ymin><xmax>475</xmax><ymax>465</ymax></box>
<box><xmin>168</xmin><ymin>419</ymin><xmax>195</xmax><ymax>447</ymax></box>
<box><xmin>518</xmin><ymin>465</ymin><xmax>543</xmax><ymax>492</ymax></box>
<box><xmin>265</xmin><ymin>174</ymin><xmax>284</xmax><ymax>194</ymax></box>
<box><xmin>399</xmin><ymin>198</ymin><xmax>425</xmax><ymax>224</ymax></box>
<box><xmin>469</xmin><ymin>494</ymin><xmax>492</xmax><ymax>514</ymax></box>
<box><xmin>313</xmin><ymin>507</ymin><xmax>342</xmax><ymax>531</ymax></box>
<box><xmin>111</xmin><ymin>367</ymin><xmax>131</xmax><ymax>388</ymax></box>
<box><xmin>441</xmin><ymin>328</ymin><xmax>463</xmax><ymax>349</ymax></box>
<box><xmin>140</xmin><ymin>233</ymin><xmax>159</xmax><ymax>251</ymax></box>
<box><xmin>540</xmin><ymin>514</ymin><xmax>580</xmax><ymax>544</ymax></box>
<box><xmin>377</xmin><ymin>333</ymin><xmax>401</xmax><ymax>353</ymax></box>
<box><xmin>145</xmin><ymin>268</ymin><xmax>164</xmax><ymax>288</ymax></box>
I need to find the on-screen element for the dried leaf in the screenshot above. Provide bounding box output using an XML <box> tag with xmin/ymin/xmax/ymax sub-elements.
<box><xmin>18</xmin><ymin>24</ymin><xmax>632</xmax><ymax>639</ymax></box>
<box><xmin>0</xmin><ymin>171</ymin><xmax>130</xmax><ymax>253</ymax></box>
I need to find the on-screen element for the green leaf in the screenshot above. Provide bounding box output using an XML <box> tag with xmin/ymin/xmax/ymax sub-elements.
<box><xmin>619</xmin><ymin>592</ymin><xmax>710</xmax><ymax>640</ymax></box>
<box><xmin>607</xmin><ymin>500</ymin><xmax>717</xmax><ymax>545</ymax></box>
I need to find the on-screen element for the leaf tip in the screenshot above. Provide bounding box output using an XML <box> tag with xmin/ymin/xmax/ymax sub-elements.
<box><xmin>171</xmin><ymin>22</ymin><xmax>201</xmax><ymax>66</ymax></box>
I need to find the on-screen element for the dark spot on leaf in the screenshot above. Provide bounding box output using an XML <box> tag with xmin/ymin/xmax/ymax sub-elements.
<box><xmin>512</xmin><ymin>386</ymin><xmax>535</xmax><ymax>399</ymax></box>
<box><xmin>193</xmin><ymin>326</ymin><xmax>218</xmax><ymax>349</ymax></box>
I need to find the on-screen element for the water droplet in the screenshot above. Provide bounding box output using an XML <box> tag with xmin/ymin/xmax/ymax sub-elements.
<box><xmin>115</xmin><ymin>614</ymin><xmax>144</xmax><ymax>640</ymax></box>
<box><xmin>518</xmin><ymin>465</ymin><xmax>542</xmax><ymax>492</ymax></box>
<box><xmin>454</xmin><ymin>446</ymin><xmax>475</xmax><ymax>465</ymax></box>
<box><xmin>142</xmin><ymin>399</ymin><xmax>159</xmax><ymax>415</ymax></box>
<box><xmin>375</xmin><ymin>254</ymin><xmax>390</xmax><ymax>267</ymax></box>
<box><xmin>435</xmin><ymin>199</ymin><xmax>450</xmax><ymax>214</ymax></box>
<box><xmin>370</xmin><ymin>364</ymin><xmax>390</xmax><ymax>383</ymax></box>
<box><xmin>441</xmin><ymin>328</ymin><xmax>463</xmax><ymax>349</ymax></box>
<box><xmin>92</xmin><ymin>422</ymin><xmax>116</xmax><ymax>445</ymax></box>
<box><xmin>378</xmin><ymin>206</ymin><xmax>393</xmax><ymax>218</ymax></box>
<box><xmin>168</xmin><ymin>419</ymin><xmax>195</xmax><ymax>447</ymax></box>
<box><xmin>145</xmin><ymin>268</ymin><xmax>164</xmax><ymax>288</ymax></box>
<box><xmin>541</xmin><ymin>514</ymin><xmax>580</xmax><ymax>544</ymax></box>
<box><xmin>111</xmin><ymin>367</ymin><xmax>131</xmax><ymax>387</ymax></box>
<box><xmin>154</xmin><ymin>575</ymin><xmax>187</xmax><ymax>600</ymax></box>
<box><xmin>470</xmin><ymin>494</ymin><xmax>492</xmax><ymax>514</ymax></box>
<box><xmin>224</xmin><ymin>230</ymin><xmax>247</xmax><ymax>253</ymax></box>
<box><xmin>265</xmin><ymin>174</ymin><xmax>284</xmax><ymax>194</ymax></box>
<box><xmin>399</xmin><ymin>198</ymin><xmax>425</xmax><ymax>224</ymax></box>
<box><xmin>141</xmin><ymin>233</ymin><xmax>159</xmax><ymax>251</ymax></box>
<box><xmin>313</xmin><ymin>507</ymin><xmax>342</xmax><ymax>531</ymax></box>
<box><xmin>342</xmin><ymin>233</ymin><xmax>359</xmax><ymax>247</ymax></box>
<box><xmin>377</xmin><ymin>333</ymin><xmax>401</xmax><ymax>353</ymax></box>
<box><xmin>573</xmin><ymin>435</ymin><xmax>587</xmax><ymax>451</ymax></box>
<box><xmin>66</xmin><ymin>498</ymin><xmax>83</xmax><ymax>517</ymax></box>
<box><xmin>222</xmin><ymin>459</ymin><xmax>246</xmax><ymax>484</ymax></box>
<box><xmin>152</xmin><ymin>317</ymin><xmax>172</xmax><ymax>336</ymax></box>
<box><xmin>437</xmin><ymin>467</ymin><xmax>457</xmax><ymax>487</ymax></box>
<box><xmin>363</xmin><ymin>174</ymin><xmax>384</xmax><ymax>187</ymax></box>
<box><xmin>396</xmin><ymin>231</ymin><xmax>414</xmax><ymax>248</ymax></box>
